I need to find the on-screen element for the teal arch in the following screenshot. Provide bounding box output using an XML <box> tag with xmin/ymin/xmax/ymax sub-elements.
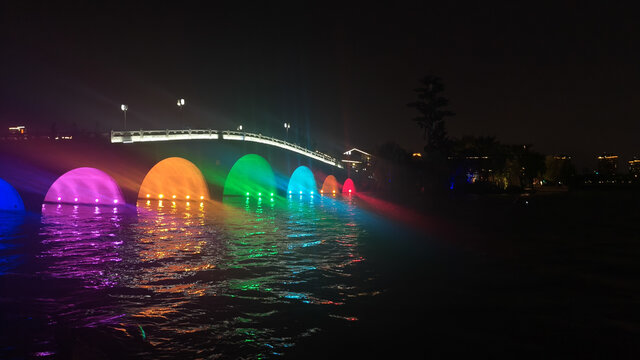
<box><xmin>223</xmin><ymin>154</ymin><xmax>276</xmax><ymax>197</ymax></box>
<box><xmin>287</xmin><ymin>166</ymin><xmax>317</xmax><ymax>195</ymax></box>
<box><xmin>0</xmin><ymin>178</ymin><xmax>25</xmax><ymax>212</ymax></box>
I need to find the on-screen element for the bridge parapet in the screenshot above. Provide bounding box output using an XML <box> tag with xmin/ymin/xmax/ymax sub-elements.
<box><xmin>111</xmin><ymin>129</ymin><xmax>343</xmax><ymax>168</ymax></box>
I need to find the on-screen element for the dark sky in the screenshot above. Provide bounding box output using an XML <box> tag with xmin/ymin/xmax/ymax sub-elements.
<box><xmin>2</xmin><ymin>2</ymin><xmax>639</xmax><ymax>169</ymax></box>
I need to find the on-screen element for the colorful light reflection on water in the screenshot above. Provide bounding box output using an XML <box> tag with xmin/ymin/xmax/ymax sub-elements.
<box><xmin>0</xmin><ymin>195</ymin><xmax>401</xmax><ymax>358</ymax></box>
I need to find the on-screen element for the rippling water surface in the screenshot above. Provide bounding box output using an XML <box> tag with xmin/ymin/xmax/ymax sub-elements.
<box><xmin>0</xmin><ymin>196</ymin><xmax>426</xmax><ymax>359</ymax></box>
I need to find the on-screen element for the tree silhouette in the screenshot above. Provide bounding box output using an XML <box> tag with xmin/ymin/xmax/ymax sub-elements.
<box><xmin>407</xmin><ymin>76</ymin><xmax>455</xmax><ymax>152</ymax></box>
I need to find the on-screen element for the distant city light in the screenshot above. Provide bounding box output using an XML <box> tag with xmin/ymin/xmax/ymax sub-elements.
<box><xmin>8</xmin><ymin>126</ymin><xmax>25</xmax><ymax>135</ymax></box>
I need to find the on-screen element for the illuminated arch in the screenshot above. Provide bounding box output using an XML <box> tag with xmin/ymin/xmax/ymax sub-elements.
<box><xmin>44</xmin><ymin>167</ymin><xmax>124</xmax><ymax>205</ymax></box>
<box><xmin>0</xmin><ymin>178</ymin><xmax>25</xmax><ymax>212</ymax></box>
<box><xmin>138</xmin><ymin>157</ymin><xmax>209</xmax><ymax>201</ymax></box>
<box><xmin>320</xmin><ymin>175</ymin><xmax>340</xmax><ymax>195</ymax></box>
<box><xmin>223</xmin><ymin>154</ymin><xmax>276</xmax><ymax>197</ymax></box>
<box><xmin>342</xmin><ymin>178</ymin><xmax>356</xmax><ymax>194</ymax></box>
<box><xmin>287</xmin><ymin>166</ymin><xmax>317</xmax><ymax>195</ymax></box>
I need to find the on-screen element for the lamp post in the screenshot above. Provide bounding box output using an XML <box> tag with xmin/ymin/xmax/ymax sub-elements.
<box><xmin>284</xmin><ymin>122</ymin><xmax>290</xmax><ymax>140</ymax></box>
<box><xmin>237</xmin><ymin>125</ymin><xmax>243</xmax><ymax>131</ymax></box>
<box><xmin>121</xmin><ymin>104</ymin><xmax>128</xmax><ymax>130</ymax></box>
<box><xmin>177</xmin><ymin>98</ymin><xmax>185</xmax><ymax>127</ymax></box>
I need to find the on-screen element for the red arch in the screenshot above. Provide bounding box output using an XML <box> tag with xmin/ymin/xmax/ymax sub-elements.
<box><xmin>342</xmin><ymin>178</ymin><xmax>356</xmax><ymax>194</ymax></box>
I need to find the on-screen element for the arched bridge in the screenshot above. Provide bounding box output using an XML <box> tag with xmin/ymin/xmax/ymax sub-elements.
<box><xmin>111</xmin><ymin>129</ymin><xmax>343</xmax><ymax>168</ymax></box>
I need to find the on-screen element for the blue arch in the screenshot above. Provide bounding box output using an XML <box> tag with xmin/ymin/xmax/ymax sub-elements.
<box><xmin>287</xmin><ymin>166</ymin><xmax>317</xmax><ymax>196</ymax></box>
<box><xmin>0</xmin><ymin>178</ymin><xmax>25</xmax><ymax>212</ymax></box>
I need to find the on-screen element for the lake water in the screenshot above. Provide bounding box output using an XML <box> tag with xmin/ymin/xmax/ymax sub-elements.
<box><xmin>0</xmin><ymin>196</ymin><xmax>432</xmax><ymax>359</ymax></box>
<box><xmin>2</xmin><ymin>193</ymin><xmax>639</xmax><ymax>358</ymax></box>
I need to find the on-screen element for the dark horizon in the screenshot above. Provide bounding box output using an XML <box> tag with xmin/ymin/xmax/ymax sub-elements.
<box><xmin>2</xmin><ymin>2</ymin><xmax>639</xmax><ymax>170</ymax></box>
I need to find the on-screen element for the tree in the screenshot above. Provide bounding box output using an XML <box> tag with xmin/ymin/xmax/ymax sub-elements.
<box><xmin>407</xmin><ymin>76</ymin><xmax>455</xmax><ymax>153</ymax></box>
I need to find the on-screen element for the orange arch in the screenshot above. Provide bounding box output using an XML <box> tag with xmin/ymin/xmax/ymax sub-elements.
<box><xmin>320</xmin><ymin>175</ymin><xmax>340</xmax><ymax>195</ymax></box>
<box><xmin>138</xmin><ymin>157</ymin><xmax>209</xmax><ymax>200</ymax></box>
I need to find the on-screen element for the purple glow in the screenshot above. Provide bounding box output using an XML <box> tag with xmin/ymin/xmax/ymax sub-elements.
<box><xmin>44</xmin><ymin>167</ymin><xmax>125</xmax><ymax>206</ymax></box>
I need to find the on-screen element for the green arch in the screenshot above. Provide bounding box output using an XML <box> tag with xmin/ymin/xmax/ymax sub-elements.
<box><xmin>223</xmin><ymin>154</ymin><xmax>276</xmax><ymax>197</ymax></box>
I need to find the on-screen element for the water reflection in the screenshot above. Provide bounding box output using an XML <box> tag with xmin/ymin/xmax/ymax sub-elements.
<box><xmin>213</xmin><ymin>196</ymin><xmax>368</xmax><ymax>354</ymax></box>
<box><xmin>119</xmin><ymin>201</ymin><xmax>224</xmax><ymax>322</ymax></box>
<box><xmin>2</xmin><ymin>196</ymin><xmax>379</xmax><ymax>358</ymax></box>
<box><xmin>40</xmin><ymin>204</ymin><xmax>124</xmax><ymax>289</ymax></box>
<box><xmin>0</xmin><ymin>211</ymin><xmax>26</xmax><ymax>275</ymax></box>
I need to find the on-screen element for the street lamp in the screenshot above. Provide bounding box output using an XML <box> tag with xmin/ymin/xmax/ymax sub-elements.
<box><xmin>121</xmin><ymin>104</ymin><xmax>128</xmax><ymax>129</ymax></box>
<box><xmin>177</xmin><ymin>98</ymin><xmax>185</xmax><ymax>127</ymax></box>
<box><xmin>237</xmin><ymin>125</ymin><xmax>243</xmax><ymax>131</ymax></box>
<box><xmin>284</xmin><ymin>122</ymin><xmax>290</xmax><ymax>139</ymax></box>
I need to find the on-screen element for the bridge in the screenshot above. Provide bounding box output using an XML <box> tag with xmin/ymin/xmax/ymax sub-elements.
<box><xmin>111</xmin><ymin>129</ymin><xmax>343</xmax><ymax>168</ymax></box>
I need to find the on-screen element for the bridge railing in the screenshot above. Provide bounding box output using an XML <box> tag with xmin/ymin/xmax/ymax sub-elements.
<box><xmin>111</xmin><ymin>129</ymin><xmax>343</xmax><ymax>168</ymax></box>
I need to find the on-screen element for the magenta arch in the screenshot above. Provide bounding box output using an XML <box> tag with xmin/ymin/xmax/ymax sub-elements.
<box><xmin>44</xmin><ymin>167</ymin><xmax>125</xmax><ymax>206</ymax></box>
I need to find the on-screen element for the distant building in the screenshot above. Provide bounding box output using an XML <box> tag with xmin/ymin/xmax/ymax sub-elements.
<box><xmin>629</xmin><ymin>158</ymin><xmax>640</xmax><ymax>175</ymax></box>
<box><xmin>544</xmin><ymin>155</ymin><xmax>574</xmax><ymax>185</ymax></box>
<box><xmin>8</xmin><ymin>126</ymin><xmax>26</xmax><ymax>135</ymax></box>
<box><xmin>342</xmin><ymin>148</ymin><xmax>373</xmax><ymax>172</ymax></box>
<box><xmin>596</xmin><ymin>154</ymin><xmax>618</xmax><ymax>176</ymax></box>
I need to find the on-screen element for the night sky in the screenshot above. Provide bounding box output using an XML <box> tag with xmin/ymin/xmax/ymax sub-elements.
<box><xmin>2</xmin><ymin>2</ymin><xmax>639</xmax><ymax>170</ymax></box>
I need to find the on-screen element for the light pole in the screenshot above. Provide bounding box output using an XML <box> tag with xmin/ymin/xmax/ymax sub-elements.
<box><xmin>237</xmin><ymin>125</ymin><xmax>243</xmax><ymax>131</ymax></box>
<box><xmin>177</xmin><ymin>98</ymin><xmax>185</xmax><ymax>127</ymax></box>
<box><xmin>121</xmin><ymin>104</ymin><xmax>128</xmax><ymax>130</ymax></box>
<box><xmin>284</xmin><ymin>122</ymin><xmax>290</xmax><ymax>140</ymax></box>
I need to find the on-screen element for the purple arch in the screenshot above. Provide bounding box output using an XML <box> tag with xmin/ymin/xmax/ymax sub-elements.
<box><xmin>44</xmin><ymin>167</ymin><xmax>124</xmax><ymax>206</ymax></box>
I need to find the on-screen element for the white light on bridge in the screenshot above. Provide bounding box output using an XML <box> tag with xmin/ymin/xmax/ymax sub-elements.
<box><xmin>110</xmin><ymin>129</ymin><xmax>343</xmax><ymax>168</ymax></box>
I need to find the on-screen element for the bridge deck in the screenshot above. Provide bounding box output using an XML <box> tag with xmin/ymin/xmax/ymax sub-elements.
<box><xmin>111</xmin><ymin>129</ymin><xmax>343</xmax><ymax>168</ymax></box>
